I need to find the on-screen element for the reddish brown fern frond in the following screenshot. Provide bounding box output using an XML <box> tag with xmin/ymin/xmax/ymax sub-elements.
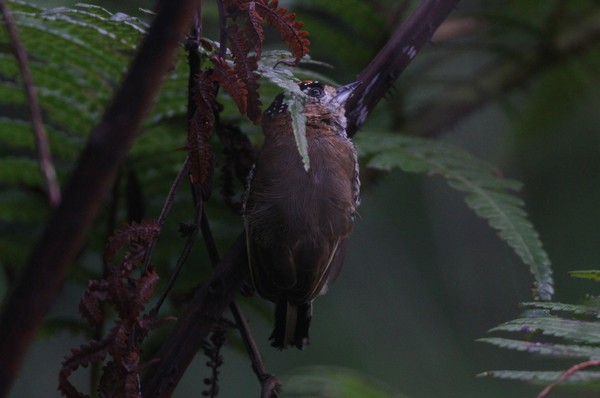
<box><xmin>79</xmin><ymin>279</ymin><xmax>109</xmax><ymax>326</ymax></box>
<box><xmin>255</xmin><ymin>0</ymin><xmax>310</xmax><ymax>63</ymax></box>
<box><xmin>68</xmin><ymin>218</ymin><xmax>161</xmax><ymax>396</ymax></box>
<box><xmin>103</xmin><ymin>220</ymin><xmax>159</xmax><ymax>268</ymax></box>
<box><xmin>243</xmin><ymin>1</ymin><xmax>265</xmax><ymax>55</ymax></box>
<box><xmin>132</xmin><ymin>269</ymin><xmax>160</xmax><ymax>315</ymax></box>
<box><xmin>59</xmin><ymin>339</ymin><xmax>111</xmax><ymax>398</ymax></box>
<box><xmin>189</xmin><ymin>71</ymin><xmax>217</xmax><ymax>185</ymax></box>
<box><xmin>211</xmin><ymin>55</ymin><xmax>249</xmax><ymax>115</ymax></box>
<box><xmin>226</xmin><ymin>25</ymin><xmax>262</xmax><ymax>122</ymax></box>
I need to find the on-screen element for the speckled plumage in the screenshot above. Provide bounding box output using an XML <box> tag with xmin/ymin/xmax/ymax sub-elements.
<box><xmin>243</xmin><ymin>81</ymin><xmax>360</xmax><ymax>349</ymax></box>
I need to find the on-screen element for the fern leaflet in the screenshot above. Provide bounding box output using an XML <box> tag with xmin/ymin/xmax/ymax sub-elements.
<box><xmin>355</xmin><ymin>132</ymin><xmax>554</xmax><ymax>300</ymax></box>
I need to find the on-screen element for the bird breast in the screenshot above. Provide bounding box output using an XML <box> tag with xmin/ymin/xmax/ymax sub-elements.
<box><xmin>245</xmin><ymin>129</ymin><xmax>357</xmax><ymax>245</ymax></box>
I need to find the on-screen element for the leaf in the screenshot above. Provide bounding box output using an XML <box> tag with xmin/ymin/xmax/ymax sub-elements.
<box><xmin>570</xmin><ymin>270</ymin><xmax>600</xmax><ymax>282</ymax></box>
<box><xmin>478</xmin><ymin>337</ymin><xmax>600</xmax><ymax>359</ymax></box>
<box><xmin>287</xmin><ymin>93</ymin><xmax>309</xmax><ymax>171</ymax></box>
<box><xmin>478</xmin><ymin>370</ymin><xmax>600</xmax><ymax>384</ymax></box>
<box><xmin>226</xmin><ymin>24</ymin><xmax>262</xmax><ymax>121</ymax></box>
<box><xmin>211</xmin><ymin>55</ymin><xmax>248</xmax><ymax>115</ymax></box>
<box><xmin>254</xmin><ymin>0</ymin><xmax>310</xmax><ymax>64</ymax></box>
<box><xmin>59</xmin><ymin>339</ymin><xmax>111</xmax><ymax>398</ymax></box>
<box><xmin>355</xmin><ymin>132</ymin><xmax>554</xmax><ymax>301</ymax></box>
<box><xmin>490</xmin><ymin>317</ymin><xmax>600</xmax><ymax>345</ymax></box>
<box><xmin>521</xmin><ymin>301</ymin><xmax>600</xmax><ymax>319</ymax></box>
<box><xmin>103</xmin><ymin>220</ymin><xmax>159</xmax><ymax>268</ymax></box>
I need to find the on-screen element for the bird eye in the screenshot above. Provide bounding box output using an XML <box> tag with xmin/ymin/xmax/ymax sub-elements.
<box><xmin>307</xmin><ymin>87</ymin><xmax>324</xmax><ymax>98</ymax></box>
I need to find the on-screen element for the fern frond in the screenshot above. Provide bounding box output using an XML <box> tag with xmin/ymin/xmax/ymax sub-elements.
<box><xmin>59</xmin><ymin>339</ymin><xmax>111</xmax><ymax>398</ymax></box>
<box><xmin>521</xmin><ymin>301</ymin><xmax>600</xmax><ymax>319</ymax></box>
<box><xmin>570</xmin><ymin>270</ymin><xmax>600</xmax><ymax>282</ymax></box>
<box><xmin>255</xmin><ymin>0</ymin><xmax>310</xmax><ymax>64</ymax></box>
<box><xmin>490</xmin><ymin>317</ymin><xmax>600</xmax><ymax>345</ymax></box>
<box><xmin>103</xmin><ymin>220</ymin><xmax>159</xmax><ymax>268</ymax></box>
<box><xmin>287</xmin><ymin>94</ymin><xmax>309</xmax><ymax>171</ymax></box>
<box><xmin>478</xmin><ymin>370</ymin><xmax>600</xmax><ymax>384</ymax></box>
<box><xmin>355</xmin><ymin>132</ymin><xmax>554</xmax><ymax>300</ymax></box>
<box><xmin>211</xmin><ymin>55</ymin><xmax>248</xmax><ymax>115</ymax></box>
<box><xmin>478</xmin><ymin>337</ymin><xmax>600</xmax><ymax>359</ymax></box>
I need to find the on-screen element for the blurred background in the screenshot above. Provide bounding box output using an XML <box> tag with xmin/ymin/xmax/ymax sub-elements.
<box><xmin>3</xmin><ymin>0</ymin><xmax>600</xmax><ymax>397</ymax></box>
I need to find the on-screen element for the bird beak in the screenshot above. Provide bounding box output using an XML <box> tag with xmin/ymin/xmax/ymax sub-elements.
<box><xmin>334</xmin><ymin>81</ymin><xmax>361</xmax><ymax>104</ymax></box>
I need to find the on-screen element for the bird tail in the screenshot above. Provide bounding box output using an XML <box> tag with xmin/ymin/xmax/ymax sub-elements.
<box><xmin>270</xmin><ymin>300</ymin><xmax>312</xmax><ymax>350</ymax></box>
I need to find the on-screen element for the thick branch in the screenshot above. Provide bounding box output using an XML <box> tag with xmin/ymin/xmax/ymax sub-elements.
<box><xmin>346</xmin><ymin>0</ymin><xmax>460</xmax><ymax>135</ymax></box>
<box><xmin>0</xmin><ymin>0</ymin><xmax>61</xmax><ymax>206</ymax></box>
<box><xmin>141</xmin><ymin>234</ymin><xmax>249</xmax><ymax>397</ymax></box>
<box><xmin>0</xmin><ymin>1</ymin><xmax>201</xmax><ymax>395</ymax></box>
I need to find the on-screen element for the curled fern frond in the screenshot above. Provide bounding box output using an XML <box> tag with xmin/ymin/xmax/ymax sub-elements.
<box><xmin>255</xmin><ymin>0</ymin><xmax>310</xmax><ymax>64</ymax></box>
<box><xmin>211</xmin><ymin>55</ymin><xmax>248</xmax><ymax>115</ymax></box>
<box><xmin>59</xmin><ymin>339</ymin><xmax>111</xmax><ymax>398</ymax></box>
<box><xmin>226</xmin><ymin>24</ymin><xmax>261</xmax><ymax>121</ymax></box>
<box><xmin>103</xmin><ymin>220</ymin><xmax>159</xmax><ymax>269</ymax></box>
<box><xmin>355</xmin><ymin>132</ymin><xmax>554</xmax><ymax>301</ymax></box>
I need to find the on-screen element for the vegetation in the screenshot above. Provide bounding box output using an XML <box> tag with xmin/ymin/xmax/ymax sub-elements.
<box><xmin>1</xmin><ymin>0</ymin><xmax>600</xmax><ymax>397</ymax></box>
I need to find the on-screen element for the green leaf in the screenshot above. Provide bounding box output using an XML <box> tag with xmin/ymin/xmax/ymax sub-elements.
<box><xmin>287</xmin><ymin>93</ymin><xmax>309</xmax><ymax>171</ymax></box>
<box><xmin>0</xmin><ymin>157</ymin><xmax>43</xmax><ymax>187</ymax></box>
<box><xmin>490</xmin><ymin>317</ymin><xmax>600</xmax><ymax>345</ymax></box>
<box><xmin>521</xmin><ymin>301</ymin><xmax>600</xmax><ymax>319</ymax></box>
<box><xmin>570</xmin><ymin>270</ymin><xmax>600</xmax><ymax>282</ymax></box>
<box><xmin>281</xmin><ymin>366</ymin><xmax>409</xmax><ymax>398</ymax></box>
<box><xmin>478</xmin><ymin>337</ymin><xmax>600</xmax><ymax>359</ymax></box>
<box><xmin>355</xmin><ymin>132</ymin><xmax>554</xmax><ymax>300</ymax></box>
<box><xmin>478</xmin><ymin>370</ymin><xmax>600</xmax><ymax>384</ymax></box>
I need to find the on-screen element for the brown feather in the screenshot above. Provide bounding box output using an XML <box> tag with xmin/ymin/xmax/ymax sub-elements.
<box><xmin>243</xmin><ymin>81</ymin><xmax>360</xmax><ymax>349</ymax></box>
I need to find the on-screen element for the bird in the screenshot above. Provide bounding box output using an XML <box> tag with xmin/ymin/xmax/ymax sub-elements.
<box><xmin>243</xmin><ymin>80</ymin><xmax>361</xmax><ymax>349</ymax></box>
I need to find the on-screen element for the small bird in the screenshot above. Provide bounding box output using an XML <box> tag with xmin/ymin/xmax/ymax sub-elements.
<box><xmin>243</xmin><ymin>80</ymin><xmax>361</xmax><ymax>349</ymax></box>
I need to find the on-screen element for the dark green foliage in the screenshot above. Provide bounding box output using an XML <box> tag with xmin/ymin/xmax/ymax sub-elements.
<box><xmin>480</xmin><ymin>273</ymin><xmax>600</xmax><ymax>393</ymax></box>
<box><xmin>8</xmin><ymin>0</ymin><xmax>597</xmax><ymax>397</ymax></box>
<box><xmin>356</xmin><ymin>132</ymin><xmax>553</xmax><ymax>300</ymax></box>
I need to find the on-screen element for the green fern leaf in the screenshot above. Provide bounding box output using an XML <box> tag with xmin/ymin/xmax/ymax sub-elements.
<box><xmin>478</xmin><ymin>337</ymin><xmax>600</xmax><ymax>359</ymax></box>
<box><xmin>490</xmin><ymin>317</ymin><xmax>600</xmax><ymax>345</ymax></box>
<box><xmin>570</xmin><ymin>270</ymin><xmax>600</xmax><ymax>282</ymax></box>
<box><xmin>478</xmin><ymin>370</ymin><xmax>600</xmax><ymax>384</ymax></box>
<box><xmin>0</xmin><ymin>157</ymin><xmax>43</xmax><ymax>186</ymax></box>
<box><xmin>521</xmin><ymin>301</ymin><xmax>600</xmax><ymax>319</ymax></box>
<box><xmin>287</xmin><ymin>94</ymin><xmax>309</xmax><ymax>171</ymax></box>
<box><xmin>355</xmin><ymin>132</ymin><xmax>554</xmax><ymax>300</ymax></box>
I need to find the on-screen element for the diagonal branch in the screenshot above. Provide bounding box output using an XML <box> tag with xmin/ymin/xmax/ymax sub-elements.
<box><xmin>140</xmin><ymin>234</ymin><xmax>249</xmax><ymax>398</ymax></box>
<box><xmin>346</xmin><ymin>0</ymin><xmax>460</xmax><ymax>136</ymax></box>
<box><xmin>0</xmin><ymin>0</ymin><xmax>202</xmax><ymax>395</ymax></box>
<box><xmin>0</xmin><ymin>0</ymin><xmax>61</xmax><ymax>207</ymax></box>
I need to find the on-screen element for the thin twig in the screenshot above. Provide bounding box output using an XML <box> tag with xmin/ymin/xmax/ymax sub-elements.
<box><xmin>153</xmin><ymin>177</ymin><xmax>202</xmax><ymax>313</ymax></box>
<box><xmin>0</xmin><ymin>0</ymin><xmax>203</xmax><ymax>394</ymax></box>
<box><xmin>0</xmin><ymin>0</ymin><xmax>61</xmax><ymax>206</ymax></box>
<box><xmin>537</xmin><ymin>359</ymin><xmax>600</xmax><ymax>398</ymax></box>
<box><xmin>142</xmin><ymin>157</ymin><xmax>191</xmax><ymax>274</ymax></box>
<box><xmin>216</xmin><ymin>0</ymin><xmax>228</xmax><ymax>58</ymax></box>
